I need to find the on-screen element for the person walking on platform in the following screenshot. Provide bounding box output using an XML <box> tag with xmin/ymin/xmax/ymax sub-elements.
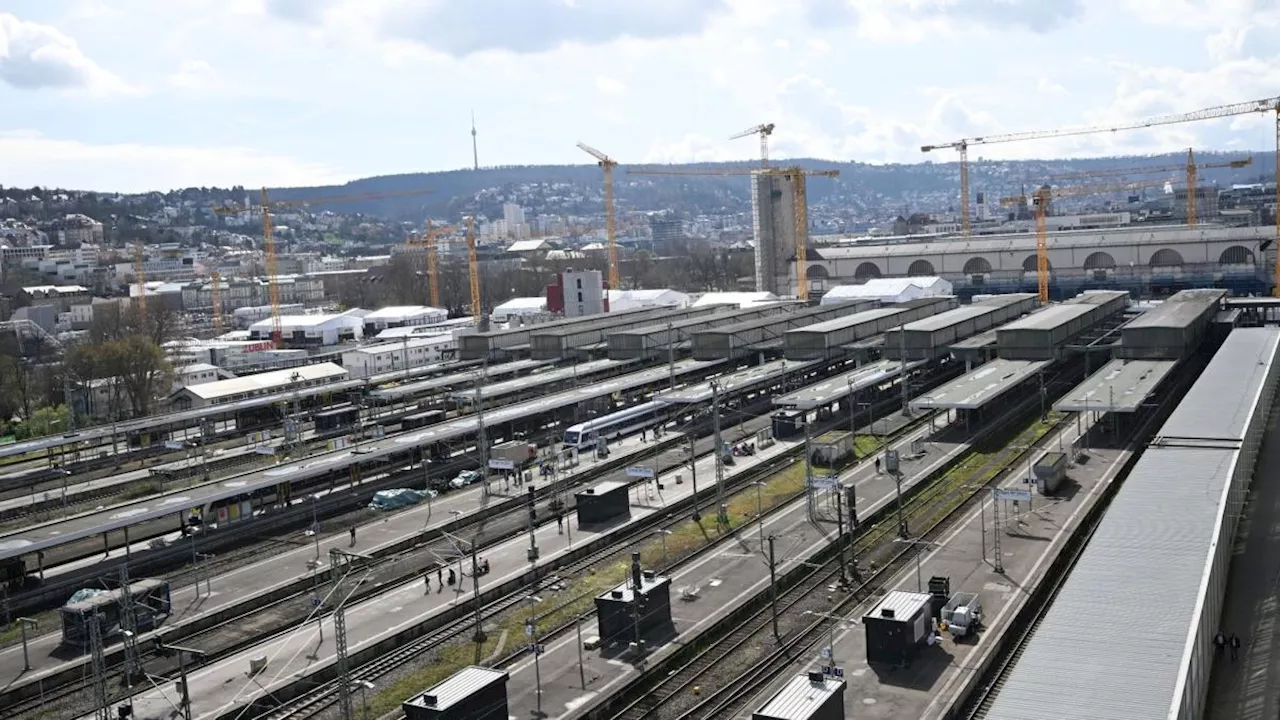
<box><xmin>875</xmin><ymin>457</ymin><xmax>882</xmax><ymax>474</ymax></box>
<box><xmin>557</xmin><ymin>513</ymin><xmax>564</xmax><ymax>534</ymax></box>
<box><xmin>349</xmin><ymin>526</ymin><xmax>357</xmax><ymax>546</ymax></box>
<box><xmin>437</xmin><ymin>567</ymin><xmax>443</xmax><ymax>593</ymax></box>
<box><xmin>1230</xmin><ymin>633</ymin><xmax>1241</xmax><ymax>661</ymax></box>
<box><xmin>1215</xmin><ymin>631</ymin><xmax>1226</xmax><ymax>658</ymax></box>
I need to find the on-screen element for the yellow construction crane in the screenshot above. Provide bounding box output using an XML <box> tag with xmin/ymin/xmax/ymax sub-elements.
<box><xmin>464</xmin><ymin>216</ymin><xmax>482</xmax><ymax>325</ymax></box>
<box><xmin>1000</xmin><ymin>180</ymin><xmax>1163</xmax><ymax>303</ymax></box>
<box><xmin>133</xmin><ymin>243</ymin><xmax>147</xmax><ymax>327</ymax></box>
<box><xmin>921</xmin><ymin>96</ymin><xmax>1280</xmax><ymax>265</ymax></box>
<box><xmin>1046</xmin><ymin>152</ymin><xmax>1252</xmax><ymax>227</ymax></box>
<box><xmin>576</xmin><ymin>142</ymin><xmax>621</xmax><ymax>291</ymax></box>
<box><xmin>628</xmin><ymin>165</ymin><xmax>839</xmax><ymax>300</ymax></box>
<box><xmin>210</xmin><ymin>271</ymin><xmax>224</xmax><ymax>334</ymax></box>
<box><xmin>730</xmin><ymin>123</ymin><xmax>776</xmax><ymax>169</ymax></box>
<box><xmin>214</xmin><ymin>186</ymin><xmax>434</xmax><ymax>347</ymax></box>
<box><xmin>405</xmin><ymin>223</ymin><xmax>456</xmax><ymax>308</ymax></box>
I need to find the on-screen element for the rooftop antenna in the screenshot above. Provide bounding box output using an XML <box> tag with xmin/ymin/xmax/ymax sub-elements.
<box><xmin>471</xmin><ymin>111</ymin><xmax>479</xmax><ymax>171</ymax></box>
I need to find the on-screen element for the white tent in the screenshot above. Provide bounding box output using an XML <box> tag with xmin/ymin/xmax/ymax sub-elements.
<box><xmin>821</xmin><ymin>277</ymin><xmax>953</xmax><ymax>306</ymax></box>
<box><xmin>490</xmin><ymin>297</ymin><xmax>547</xmax><ymax>324</ymax></box>
<box><xmin>608</xmin><ymin>289</ymin><xmax>690</xmax><ymax>312</ymax></box>
<box><xmin>691</xmin><ymin>291</ymin><xmax>781</xmax><ymax>308</ymax></box>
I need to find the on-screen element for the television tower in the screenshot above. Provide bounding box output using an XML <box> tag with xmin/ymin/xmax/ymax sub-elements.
<box><xmin>471</xmin><ymin>111</ymin><xmax>479</xmax><ymax>171</ymax></box>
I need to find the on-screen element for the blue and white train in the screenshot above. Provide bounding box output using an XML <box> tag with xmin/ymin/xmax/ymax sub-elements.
<box><xmin>562</xmin><ymin>400</ymin><xmax>669</xmax><ymax>450</ymax></box>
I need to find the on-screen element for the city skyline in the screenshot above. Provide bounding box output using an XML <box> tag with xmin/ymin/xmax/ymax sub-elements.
<box><xmin>0</xmin><ymin>0</ymin><xmax>1277</xmax><ymax>192</ymax></box>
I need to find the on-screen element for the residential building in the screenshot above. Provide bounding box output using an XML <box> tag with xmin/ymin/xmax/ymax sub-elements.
<box><xmin>21</xmin><ymin>285</ymin><xmax>90</xmax><ymax>312</ymax></box>
<box><xmin>341</xmin><ymin>334</ymin><xmax>457</xmax><ymax>378</ymax></box>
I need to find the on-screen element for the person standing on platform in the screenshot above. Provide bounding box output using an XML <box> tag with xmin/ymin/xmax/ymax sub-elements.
<box><xmin>1230</xmin><ymin>633</ymin><xmax>1241</xmax><ymax>661</ymax></box>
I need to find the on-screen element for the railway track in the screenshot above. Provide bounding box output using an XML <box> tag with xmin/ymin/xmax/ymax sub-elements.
<box><xmin>0</xmin><ymin>405</ymin><xmax>803</xmax><ymax>720</ymax></box>
<box><xmin>601</xmin><ymin>395</ymin><xmax>1070</xmax><ymax>720</ymax></box>
<box><xmin>229</xmin><ymin>411</ymin><xmax>942</xmax><ymax>720</ymax></box>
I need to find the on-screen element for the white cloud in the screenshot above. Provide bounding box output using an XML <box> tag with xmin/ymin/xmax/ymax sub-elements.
<box><xmin>595</xmin><ymin>74</ymin><xmax>626</xmax><ymax>95</ymax></box>
<box><xmin>0</xmin><ymin>130</ymin><xmax>350</xmax><ymax>192</ymax></box>
<box><xmin>0</xmin><ymin>12</ymin><xmax>135</xmax><ymax>95</ymax></box>
<box><xmin>168</xmin><ymin>59</ymin><xmax>218</xmax><ymax>90</ymax></box>
<box><xmin>1</xmin><ymin>0</ymin><xmax>1278</xmax><ymax>191</ymax></box>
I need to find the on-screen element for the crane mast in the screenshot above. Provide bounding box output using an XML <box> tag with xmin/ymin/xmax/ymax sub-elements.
<box><xmin>465</xmin><ymin>216</ymin><xmax>481</xmax><ymax>325</ymax></box>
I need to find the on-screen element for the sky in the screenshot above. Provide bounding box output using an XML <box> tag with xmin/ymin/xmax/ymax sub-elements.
<box><xmin>1</xmin><ymin>0</ymin><xmax>1279</xmax><ymax>192</ymax></box>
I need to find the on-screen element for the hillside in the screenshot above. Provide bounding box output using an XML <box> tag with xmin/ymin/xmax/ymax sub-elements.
<box><xmin>265</xmin><ymin>151</ymin><xmax>1274</xmax><ymax>222</ymax></box>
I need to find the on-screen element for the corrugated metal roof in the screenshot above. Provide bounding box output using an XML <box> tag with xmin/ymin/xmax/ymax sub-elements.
<box><xmin>864</xmin><ymin>590</ymin><xmax>931</xmax><ymax>622</ymax></box>
<box><xmin>903</xmin><ymin>294</ymin><xmax>1035</xmax><ymax>332</ymax></box>
<box><xmin>981</xmin><ymin>446</ymin><xmax>1238</xmax><ymax>720</ymax></box>
<box><xmin>997</xmin><ymin>303</ymin><xmax>1093</xmax><ymax>331</ymax></box>
<box><xmin>1160</xmin><ymin>327</ymin><xmax>1280</xmax><ymax>441</ymax></box>
<box><xmin>1052</xmin><ymin>359</ymin><xmax>1176</xmax><ymax>413</ymax></box>
<box><xmin>911</xmin><ymin>359</ymin><xmax>1049</xmax><ymax>410</ymax></box>
<box><xmin>756</xmin><ymin>674</ymin><xmax>844</xmax><ymax>720</ymax></box>
<box><xmin>984</xmin><ymin>328</ymin><xmax>1280</xmax><ymax>720</ymax></box>
<box><xmin>1122</xmin><ymin>289</ymin><xmax>1224</xmax><ymax>330</ymax></box>
<box><xmin>183</xmin><ymin>362</ymin><xmax>348</xmax><ymax>400</ymax></box>
<box><xmin>413</xmin><ymin>666</ymin><xmax>507</xmax><ymax>710</ymax></box>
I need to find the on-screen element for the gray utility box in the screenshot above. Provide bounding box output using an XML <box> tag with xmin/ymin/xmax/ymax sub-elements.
<box><xmin>595</xmin><ymin>571</ymin><xmax>673</xmax><ymax>648</ymax></box>
<box><xmin>575</xmin><ymin>480</ymin><xmax>630</xmax><ymax>527</ymax></box>
<box><xmin>1033</xmin><ymin>451</ymin><xmax>1068</xmax><ymax>495</ymax></box>
<box><xmin>402</xmin><ymin>666</ymin><xmax>509</xmax><ymax>720</ymax></box>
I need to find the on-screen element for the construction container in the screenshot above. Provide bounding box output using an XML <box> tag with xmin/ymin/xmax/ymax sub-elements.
<box><xmin>607</xmin><ymin>304</ymin><xmax>793</xmax><ymax>360</ymax></box>
<box><xmin>692</xmin><ymin>303</ymin><xmax>868</xmax><ymax>361</ymax></box>
<box><xmin>402</xmin><ymin>666</ymin><xmax>509</xmax><ymax>720</ymax></box>
<box><xmin>529</xmin><ymin>305</ymin><xmax>718</xmax><ymax>360</ymax></box>
<box><xmin>810</xmin><ymin>431</ymin><xmax>856</xmax><ymax>468</ymax></box>
<box><xmin>783</xmin><ymin>297</ymin><xmax>956</xmax><ymax>361</ymax></box>
<box><xmin>753</xmin><ymin>672</ymin><xmax>848</xmax><ymax>720</ymax></box>
<box><xmin>885</xmin><ymin>294</ymin><xmax>1038</xmax><ymax>361</ymax></box>
<box><xmin>595</xmin><ymin>556</ymin><xmax>674</xmax><ymax>647</ymax></box>
<box><xmin>1117</xmin><ymin>288</ymin><xmax>1225</xmax><ymax>361</ymax></box>
<box><xmin>575</xmin><ymin>480</ymin><xmax>631</xmax><ymax>527</ymax></box>
<box><xmin>863</xmin><ymin>590</ymin><xmax>933</xmax><ymax>666</ymax></box>
<box><xmin>996</xmin><ymin>291</ymin><xmax>1129</xmax><ymax>361</ymax></box>
<box><xmin>1033</xmin><ymin>451</ymin><xmax>1068</xmax><ymax>494</ymax></box>
<box><xmin>312</xmin><ymin>405</ymin><xmax>360</xmax><ymax>434</ymax></box>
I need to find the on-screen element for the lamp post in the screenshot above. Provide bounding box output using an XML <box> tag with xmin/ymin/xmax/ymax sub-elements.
<box><xmin>525</xmin><ymin>595</ymin><xmax>544</xmax><ymax>714</ymax></box>
<box><xmin>651</xmin><ymin>528</ymin><xmax>672</xmax><ymax>568</ymax></box>
<box><xmin>894</xmin><ymin>537</ymin><xmax>944</xmax><ymax>592</ymax></box>
<box><xmin>803</xmin><ymin>610</ymin><xmax>849</xmax><ymax>677</ymax></box>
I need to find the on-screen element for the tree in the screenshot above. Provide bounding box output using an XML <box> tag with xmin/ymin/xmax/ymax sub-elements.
<box><xmin>113</xmin><ymin>336</ymin><xmax>172</xmax><ymax>416</ymax></box>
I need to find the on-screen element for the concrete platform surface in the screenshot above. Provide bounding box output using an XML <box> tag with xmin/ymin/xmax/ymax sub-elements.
<box><xmin>498</xmin><ymin>416</ymin><xmax>976</xmax><ymax>720</ymax></box>
<box><xmin>1204</xmin><ymin>416</ymin><xmax>1280</xmax><ymax>720</ymax></box>
<box><xmin>114</xmin><ymin>426</ymin><xmax>807</xmax><ymax>720</ymax></box>
<box><xmin>735</xmin><ymin>418</ymin><xmax>1133</xmax><ymax>720</ymax></box>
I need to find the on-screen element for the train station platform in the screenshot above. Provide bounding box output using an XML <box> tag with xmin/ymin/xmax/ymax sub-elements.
<box><xmin>1204</xmin><ymin>414</ymin><xmax>1280</xmax><ymax>720</ymax></box>
<box><xmin>734</xmin><ymin>414</ymin><xmax>1135</xmax><ymax>720</ymax></box>
<box><xmin>0</xmin><ymin>430</ymin><xmax>666</xmax><ymax>691</ymax></box>
<box><xmin>656</xmin><ymin>358</ymin><xmax>816</xmax><ymax>405</ymax></box>
<box><xmin>1053</xmin><ymin>358</ymin><xmax>1176</xmax><ymax>414</ymax></box>
<box><xmin>911</xmin><ymin>359</ymin><xmax>1050</xmax><ymax>411</ymax></box>
<box><xmin>498</xmin><ymin>418</ymin><xmax>988</xmax><ymax>719</ymax></box>
<box><xmin>0</xmin><ymin>358</ymin><xmax>487</xmax><ymax>462</ymax></box>
<box><xmin>0</xmin><ymin>359</ymin><xmax>724</xmax><ymax>565</ymax></box>
<box><xmin>774</xmin><ymin>359</ymin><xmax>928</xmax><ymax>411</ymax></box>
<box><xmin>115</xmin><ymin>425</ymin><xmax>815</xmax><ymax>720</ymax></box>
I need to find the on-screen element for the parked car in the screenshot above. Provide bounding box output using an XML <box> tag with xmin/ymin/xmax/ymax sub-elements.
<box><xmin>449</xmin><ymin>470</ymin><xmax>482</xmax><ymax>489</ymax></box>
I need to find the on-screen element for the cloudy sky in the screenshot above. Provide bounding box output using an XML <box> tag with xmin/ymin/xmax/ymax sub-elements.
<box><xmin>1</xmin><ymin>0</ymin><xmax>1278</xmax><ymax>192</ymax></box>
